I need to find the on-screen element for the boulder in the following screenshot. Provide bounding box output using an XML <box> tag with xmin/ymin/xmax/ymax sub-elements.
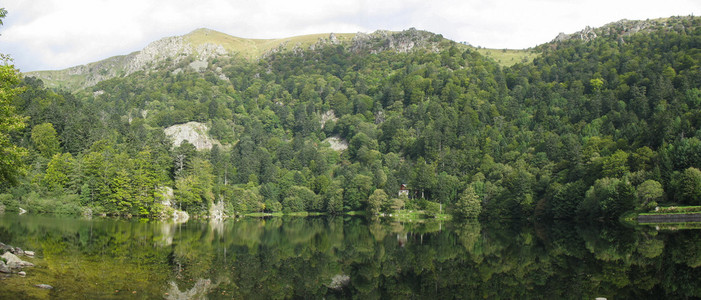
<box><xmin>1</xmin><ymin>252</ymin><xmax>34</xmax><ymax>268</ymax></box>
<box><xmin>0</xmin><ymin>261</ymin><xmax>11</xmax><ymax>273</ymax></box>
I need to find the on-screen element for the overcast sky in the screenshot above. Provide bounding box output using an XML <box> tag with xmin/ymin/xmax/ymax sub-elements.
<box><xmin>1</xmin><ymin>0</ymin><xmax>700</xmax><ymax>72</ymax></box>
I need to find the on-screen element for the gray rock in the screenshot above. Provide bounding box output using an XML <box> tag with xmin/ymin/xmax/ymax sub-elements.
<box><xmin>18</xmin><ymin>271</ymin><xmax>26</xmax><ymax>277</ymax></box>
<box><xmin>0</xmin><ymin>261</ymin><xmax>11</xmax><ymax>273</ymax></box>
<box><xmin>164</xmin><ymin>122</ymin><xmax>218</xmax><ymax>150</ymax></box>
<box><xmin>328</xmin><ymin>274</ymin><xmax>350</xmax><ymax>290</ymax></box>
<box><xmin>1</xmin><ymin>252</ymin><xmax>33</xmax><ymax>268</ymax></box>
<box><xmin>2</xmin><ymin>252</ymin><xmax>22</xmax><ymax>268</ymax></box>
<box><xmin>24</xmin><ymin>251</ymin><xmax>35</xmax><ymax>257</ymax></box>
<box><xmin>34</xmin><ymin>284</ymin><xmax>53</xmax><ymax>289</ymax></box>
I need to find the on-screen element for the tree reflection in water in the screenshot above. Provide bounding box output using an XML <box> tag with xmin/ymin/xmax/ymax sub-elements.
<box><xmin>0</xmin><ymin>215</ymin><xmax>698</xmax><ymax>299</ymax></box>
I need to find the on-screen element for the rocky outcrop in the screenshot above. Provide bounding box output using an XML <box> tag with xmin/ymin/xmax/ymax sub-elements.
<box><xmin>552</xmin><ymin>16</ymin><xmax>695</xmax><ymax>44</ymax></box>
<box><xmin>327</xmin><ymin>274</ymin><xmax>350</xmax><ymax>290</ymax></box>
<box><xmin>319</xmin><ymin>110</ymin><xmax>338</xmax><ymax>129</ymax></box>
<box><xmin>323</xmin><ymin>136</ymin><xmax>348</xmax><ymax>152</ymax></box>
<box><xmin>350</xmin><ymin>28</ymin><xmax>442</xmax><ymax>54</ymax></box>
<box><xmin>25</xmin><ymin>30</ymin><xmax>229</xmax><ymax>90</ymax></box>
<box><xmin>164</xmin><ymin>121</ymin><xmax>219</xmax><ymax>150</ymax></box>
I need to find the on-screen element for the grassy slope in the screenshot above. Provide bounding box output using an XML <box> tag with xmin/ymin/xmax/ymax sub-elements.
<box><xmin>185</xmin><ymin>28</ymin><xmax>356</xmax><ymax>59</ymax></box>
<box><xmin>475</xmin><ymin>48</ymin><xmax>538</xmax><ymax>67</ymax></box>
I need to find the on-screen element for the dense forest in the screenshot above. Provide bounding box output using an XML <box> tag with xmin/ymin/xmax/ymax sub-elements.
<box><xmin>2</xmin><ymin>15</ymin><xmax>701</xmax><ymax>220</ymax></box>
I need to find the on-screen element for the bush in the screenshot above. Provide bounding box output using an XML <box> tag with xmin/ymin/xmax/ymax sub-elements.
<box><xmin>24</xmin><ymin>193</ymin><xmax>82</xmax><ymax>215</ymax></box>
<box><xmin>0</xmin><ymin>193</ymin><xmax>20</xmax><ymax>212</ymax></box>
<box><xmin>423</xmin><ymin>201</ymin><xmax>442</xmax><ymax>218</ymax></box>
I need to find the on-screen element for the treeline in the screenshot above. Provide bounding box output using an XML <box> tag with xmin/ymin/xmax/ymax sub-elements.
<box><xmin>3</xmin><ymin>16</ymin><xmax>701</xmax><ymax>219</ymax></box>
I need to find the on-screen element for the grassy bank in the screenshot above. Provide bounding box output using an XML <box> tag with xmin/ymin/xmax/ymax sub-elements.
<box><xmin>640</xmin><ymin>206</ymin><xmax>701</xmax><ymax>215</ymax></box>
<box><xmin>388</xmin><ymin>210</ymin><xmax>451</xmax><ymax>222</ymax></box>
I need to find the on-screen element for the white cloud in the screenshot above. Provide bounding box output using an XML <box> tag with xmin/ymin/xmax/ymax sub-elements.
<box><xmin>1</xmin><ymin>0</ymin><xmax>699</xmax><ymax>71</ymax></box>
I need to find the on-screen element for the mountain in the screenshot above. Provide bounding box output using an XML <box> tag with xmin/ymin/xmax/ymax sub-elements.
<box><xmin>23</xmin><ymin>28</ymin><xmax>466</xmax><ymax>90</ymax></box>
<box><xmin>5</xmin><ymin>15</ymin><xmax>701</xmax><ymax>222</ymax></box>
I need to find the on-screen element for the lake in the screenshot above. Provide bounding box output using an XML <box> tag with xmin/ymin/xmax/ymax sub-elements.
<box><xmin>0</xmin><ymin>214</ymin><xmax>699</xmax><ymax>299</ymax></box>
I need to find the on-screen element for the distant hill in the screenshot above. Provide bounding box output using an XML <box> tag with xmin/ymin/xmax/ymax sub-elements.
<box><xmin>23</xmin><ymin>28</ymin><xmax>467</xmax><ymax>90</ymax></box>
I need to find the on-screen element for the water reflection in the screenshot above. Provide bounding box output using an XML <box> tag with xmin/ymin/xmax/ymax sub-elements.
<box><xmin>0</xmin><ymin>215</ymin><xmax>699</xmax><ymax>299</ymax></box>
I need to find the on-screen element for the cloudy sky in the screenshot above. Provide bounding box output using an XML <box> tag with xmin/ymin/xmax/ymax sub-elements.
<box><xmin>1</xmin><ymin>0</ymin><xmax>700</xmax><ymax>72</ymax></box>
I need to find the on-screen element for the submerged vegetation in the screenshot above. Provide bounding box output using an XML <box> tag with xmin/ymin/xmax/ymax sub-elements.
<box><xmin>1</xmin><ymin>12</ymin><xmax>701</xmax><ymax>222</ymax></box>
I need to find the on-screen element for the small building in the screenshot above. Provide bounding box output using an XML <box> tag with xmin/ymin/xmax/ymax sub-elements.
<box><xmin>398</xmin><ymin>184</ymin><xmax>409</xmax><ymax>197</ymax></box>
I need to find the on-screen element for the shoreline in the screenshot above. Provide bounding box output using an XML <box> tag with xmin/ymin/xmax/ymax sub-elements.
<box><xmin>637</xmin><ymin>213</ymin><xmax>701</xmax><ymax>224</ymax></box>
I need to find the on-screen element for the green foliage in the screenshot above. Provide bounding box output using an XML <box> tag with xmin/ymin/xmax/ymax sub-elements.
<box><xmin>42</xmin><ymin>153</ymin><xmax>74</xmax><ymax>193</ymax></box>
<box><xmin>24</xmin><ymin>192</ymin><xmax>82</xmax><ymax>215</ymax></box>
<box><xmin>579</xmin><ymin>178</ymin><xmax>635</xmax><ymax>219</ymax></box>
<box><xmin>549</xmin><ymin>181</ymin><xmax>587</xmax><ymax>219</ymax></box>
<box><xmin>384</xmin><ymin>197</ymin><xmax>404</xmax><ymax>214</ymax></box>
<box><xmin>674</xmin><ymin>167</ymin><xmax>701</xmax><ymax>205</ymax></box>
<box><xmin>601</xmin><ymin>150</ymin><xmax>629</xmax><ymax>178</ymax></box>
<box><xmin>344</xmin><ymin>174</ymin><xmax>373</xmax><ymax>211</ymax></box>
<box><xmin>9</xmin><ymin>16</ymin><xmax>701</xmax><ymax>220</ymax></box>
<box><xmin>325</xmin><ymin>186</ymin><xmax>343</xmax><ymax>215</ymax></box>
<box><xmin>229</xmin><ymin>186</ymin><xmax>264</xmax><ymax>214</ymax></box>
<box><xmin>0</xmin><ymin>63</ymin><xmax>27</xmax><ymax>186</ymax></box>
<box><xmin>423</xmin><ymin>200</ymin><xmax>442</xmax><ymax>217</ymax></box>
<box><xmin>636</xmin><ymin>180</ymin><xmax>664</xmax><ymax>209</ymax></box>
<box><xmin>366</xmin><ymin>189</ymin><xmax>387</xmax><ymax>215</ymax></box>
<box><xmin>31</xmin><ymin>123</ymin><xmax>61</xmax><ymax>158</ymax></box>
<box><xmin>453</xmin><ymin>186</ymin><xmax>482</xmax><ymax>220</ymax></box>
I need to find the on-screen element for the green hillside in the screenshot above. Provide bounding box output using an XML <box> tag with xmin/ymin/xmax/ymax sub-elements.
<box><xmin>4</xmin><ymin>16</ymin><xmax>701</xmax><ymax>221</ymax></box>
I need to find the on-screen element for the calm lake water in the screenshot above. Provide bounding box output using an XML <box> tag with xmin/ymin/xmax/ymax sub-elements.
<box><xmin>0</xmin><ymin>214</ymin><xmax>699</xmax><ymax>299</ymax></box>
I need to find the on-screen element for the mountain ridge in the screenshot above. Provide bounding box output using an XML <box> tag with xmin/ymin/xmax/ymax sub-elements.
<box><xmin>24</xmin><ymin>15</ymin><xmax>695</xmax><ymax>91</ymax></box>
<box><xmin>23</xmin><ymin>28</ymin><xmax>449</xmax><ymax>90</ymax></box>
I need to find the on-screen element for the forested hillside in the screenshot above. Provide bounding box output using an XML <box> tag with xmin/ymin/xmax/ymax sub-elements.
<box><xmin>3</xmin><ymin>16</ymin><xmax>701</xmax><ymax>220</ymax></box>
